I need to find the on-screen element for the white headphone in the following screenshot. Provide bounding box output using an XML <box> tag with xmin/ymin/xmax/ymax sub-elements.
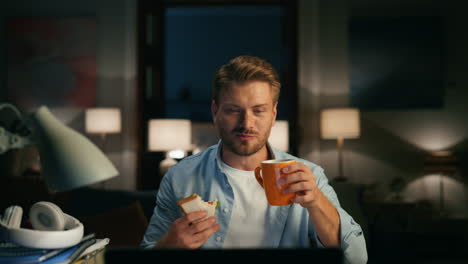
<box><xmin>0</xmin><ymin>201</ymin><xmax>84</xmax><ymax>249</ymax></box>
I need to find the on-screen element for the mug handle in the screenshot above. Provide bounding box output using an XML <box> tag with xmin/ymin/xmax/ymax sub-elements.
<box><xmin>254</xmin><ymin>167</ymin><xmax>264</xmax><ymax>188</ymax></box>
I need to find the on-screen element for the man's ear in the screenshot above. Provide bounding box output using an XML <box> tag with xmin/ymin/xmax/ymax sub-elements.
<box><xmin>211</xmin><ymin>100</ymin><xmax>218</xmax><ymax>123</ymax></box>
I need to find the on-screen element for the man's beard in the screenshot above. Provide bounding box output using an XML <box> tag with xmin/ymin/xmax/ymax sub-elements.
<box><xmin>218</xmin><ymin>126</ymin><xmax>270</xmax><ymax>156</ymax></box>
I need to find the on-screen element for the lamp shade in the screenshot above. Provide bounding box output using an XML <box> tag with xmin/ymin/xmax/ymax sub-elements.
<box><xmin>30</xmin><ymin>106</ymin><xmax>119</xmax><ymax>192</ymax></box>
<box><xmin>85</xmin><ymin>108</ymin><xmax>121</xmax><ymax>134</ymax></box>
<box><xmin>320</xmin><ymin>108</ymin><xmax>360</xmax><ymax>139</ymax></box>
<box><xmin>148</xmin><ymin>119</ymin><xmax>192</xmax><ymax>151</ymax></box>
<box><xmin>269</xmin><ymin>120</ymin><xmax>289</xmax><ymax>151</ymax></box>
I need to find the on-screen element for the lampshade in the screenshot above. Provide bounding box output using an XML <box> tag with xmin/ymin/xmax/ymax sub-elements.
<box><xmin>269</xmin><ymin>120</ymin><xmax>289</xmax><ymax>151</ymax></box>
<box><xmin>148</xmin><ymin>119</ymin><xmax>192</xmax><ymax>151</ymax></box>
<box><xmin>85</xmin><ymin>108</ymin><xmax>121</xmax><ymax>134</ymax></box>
<box><xmin>31</xmin><ymin>106</ymin><xmax>119</xmax><ymax>192</ymax></box>
<box><xmin>320</xmin><ymin>108</ymin><xmax>360</xmax><ymax>139</ymax></box>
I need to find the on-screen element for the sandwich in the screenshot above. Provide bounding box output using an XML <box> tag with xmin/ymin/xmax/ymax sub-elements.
<box><xmin>177</xmin><ymin>193</ymin><xmax>219</xmax><ymax>221</ymax></box>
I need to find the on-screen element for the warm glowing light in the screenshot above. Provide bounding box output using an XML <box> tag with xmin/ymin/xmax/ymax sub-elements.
<box><xmin>169</xmin><ymin>149</ymin><xmax>185</xmax><ymax>159</ymax></box>
<box><xmin>269</xmin><ymin>120</ymin><xmax>289</xmax><ymax>151</ymax></box>
<box><xmin>320</xmin><ymin>108</ymin><xmax>360</xmax><ymax>139</ymax></box>
<box><xmin>148</xmin><ymin>119</ymin><xmax>192</xmax><ymax>151</ymax></box>
<box><xmin>85</xmin><ymin>108</ymin><xmax>121</xmax><ymax>134</ymax></box>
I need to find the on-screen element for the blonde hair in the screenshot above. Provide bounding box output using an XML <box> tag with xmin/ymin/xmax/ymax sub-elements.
<box><xmin>212</xmin><ymin>56</ymin><xmax>281</xmax><ymax>104</ymax></box>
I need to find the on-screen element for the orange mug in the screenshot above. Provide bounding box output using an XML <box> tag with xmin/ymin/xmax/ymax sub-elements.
<box><xmin>254</xmin><ymin>159</ymin><xmax>296</xmax><ymax>206</ymax></box>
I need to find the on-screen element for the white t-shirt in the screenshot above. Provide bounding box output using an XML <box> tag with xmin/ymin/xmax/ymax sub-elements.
<box><xmin>219</xmin><ymin>160</ymin><xmax>269</xmax><ymax>248</ymax></box>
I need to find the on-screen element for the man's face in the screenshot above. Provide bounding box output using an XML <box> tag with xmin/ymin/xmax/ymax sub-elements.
<box><xmin>212</xmin><ymin>81</ymin><xmax>277</xmax><ymax>156</ymax></box>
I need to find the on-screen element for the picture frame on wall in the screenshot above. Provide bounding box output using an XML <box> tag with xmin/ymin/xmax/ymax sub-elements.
<box><xmin>4</xmin><ymin>17</ymin><xmax>97</xmax><ymax>112</ymax></box>
<box><xmin>348</xmin><ymin>16</ymin><xmax>445</xmax><ymax>110</ymax></box>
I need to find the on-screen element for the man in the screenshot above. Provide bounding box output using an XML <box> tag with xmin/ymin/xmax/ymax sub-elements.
<box><xmin>141</xmin><ymin>56</ymin><xmax>367</xmax><ymax>263</ymax></box>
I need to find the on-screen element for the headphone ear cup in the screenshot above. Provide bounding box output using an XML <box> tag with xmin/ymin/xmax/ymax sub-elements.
<box><xmin>29</xmin><ymin>201</ymin><xmax>65</xmax><ymax>231</ymax></box>
<box><xmin>2</xmin><ymin>206</ymin><xmax>23</xmax><ymax>228</ymax></box>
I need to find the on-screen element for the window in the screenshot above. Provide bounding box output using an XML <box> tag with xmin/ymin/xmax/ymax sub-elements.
<box><xmin>137</xmin><ymin>0</ymin><xmax>297</xmax><ymax>189</ymax></box>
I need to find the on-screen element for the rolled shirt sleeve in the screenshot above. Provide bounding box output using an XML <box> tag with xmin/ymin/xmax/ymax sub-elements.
<box><xmin>312</xmin><ymin>166</ymin><xmax>368</xmax><ymax>264</ymax></box>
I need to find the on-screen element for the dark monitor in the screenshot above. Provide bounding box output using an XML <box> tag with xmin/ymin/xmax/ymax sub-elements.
<box><xmin>104</xmin><ymin>248</ymin><xmax>344</xmax><ymax>264</ymax></box>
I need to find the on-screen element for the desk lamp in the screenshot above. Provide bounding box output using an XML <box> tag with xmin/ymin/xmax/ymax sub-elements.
<box><xmin>0</xmin><ymin>103</ymin><xmax>118</xmax><ymax>192</ymax></box>
<box><xmin>320</xmin><ymin>108</ymin><xmax>360</xmax><ymax>182</ymax></box>
<box><xmin>148</xmin><ymin>119</ymin><xmax>192</xmax><ymax>175</ymax></box>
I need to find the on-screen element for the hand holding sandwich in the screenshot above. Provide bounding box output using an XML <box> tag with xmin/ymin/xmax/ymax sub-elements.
<box><xmin>155</xmin><ymin>194</ymin><xmax>220</xmax><ymax>249</ymax></box>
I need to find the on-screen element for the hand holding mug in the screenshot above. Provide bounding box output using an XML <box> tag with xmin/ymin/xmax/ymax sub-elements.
<box><xmin>278</xmin><ymin>161</ymin><xmax>320</xmax><ymax>209</ymax></box>
<box><xmin>254</xmin><ymin>159</ymin><xmax>296</xmax><ymax>206</ymax></box>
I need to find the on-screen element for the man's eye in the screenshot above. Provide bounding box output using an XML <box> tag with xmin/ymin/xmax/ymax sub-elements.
<box><xmin>226</xmin><ymin>109</ymin><xmax>240</xmax><ymax>113</ymax></box>
<box><xmin>254</xmin><ymin>109</ymin><xmax>265</xmax><ymax>114</ymax></box>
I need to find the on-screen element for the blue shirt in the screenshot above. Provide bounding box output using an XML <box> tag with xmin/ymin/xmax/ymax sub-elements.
<box><xmin>141</xmin><ymin>142</ymin><xmax>368</xmax><ymax>264</ymax></box>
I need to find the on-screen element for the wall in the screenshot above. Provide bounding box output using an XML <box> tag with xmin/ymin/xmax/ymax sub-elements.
<box><xmin>298</xmin><ymin>0</ymin><xmax>468</xmax><ymax>217</ymax></box>
<box><xmin>3</xmin><ymin>0</ymin><xmax>467</xmax><ymax>216</ymax></box>
<box><xmin>0</xmin><ymin>0</ymin><xmax>138</xmax><ymax>190</ymax></box>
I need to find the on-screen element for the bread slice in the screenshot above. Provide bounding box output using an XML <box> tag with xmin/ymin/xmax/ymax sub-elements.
<box><xmin>177</xmin><ymin>193</ymin><xmax>218</xmax><ymax>222</ymax></box>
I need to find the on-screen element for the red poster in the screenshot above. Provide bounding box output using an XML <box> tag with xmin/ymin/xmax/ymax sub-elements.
<box><xmin>6</xmin><ymin>17</ymin><xmax>97</xmax><ymax>111</ymax></box>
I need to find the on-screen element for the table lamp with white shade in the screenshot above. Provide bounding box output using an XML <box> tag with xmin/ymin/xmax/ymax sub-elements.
<box><xmin>148</xmin><ymin>119</ymin><xmax>192</xmax><ymax>175</ymax></box>
<box><xmin>320</xmin><ymin>108</ymin><xmax>360</xmax><ymax>181</ymax></box>
<box><xmin>85</xmin><ymin>108</ymin><xmax>121</xmax><ymax>148</ymax></box>
<box><xmin>84</xmin><ymin>108</ymin><xmax>121</xmax><ymax>188</ymax></box>
<box><xmin>268</xmin><ymin>120</ymin><xmax>289</xmax><ymax>152</ymax></box>
<box><xmin>0</xmin><ymin>103</ymin><xmax>118</xmax><ymax>192</ymax></box>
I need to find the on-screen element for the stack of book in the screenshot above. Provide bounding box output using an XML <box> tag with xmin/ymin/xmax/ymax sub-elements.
<box><xmin>0</xmin><ymin>233</ymin><xmax>109</xmax><ymax>264</ymax></box>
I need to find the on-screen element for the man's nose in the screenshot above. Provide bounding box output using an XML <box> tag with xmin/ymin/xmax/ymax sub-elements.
<box><xmin>240</xmin><ymin>111</ymin><xmax>255</xmax><ymax>130</ymax></box>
